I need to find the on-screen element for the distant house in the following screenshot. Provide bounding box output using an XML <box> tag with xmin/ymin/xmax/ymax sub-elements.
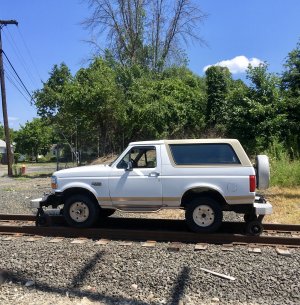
<box><xmin>0</xmin><ymin>139</ymin><xmax>15</xmax><ymax>164</ymax></box>
<box><xmin>0</xmin><ymin>139</ymin><xmax>6</xmax><ymax>154</ymax></box>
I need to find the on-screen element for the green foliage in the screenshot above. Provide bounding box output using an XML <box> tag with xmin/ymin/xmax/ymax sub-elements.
<box><xmin>31</xmin><ymin>39</ymin><xmax>300</xmax><ymax>163</ymax></box>
<box><xmin>125</xmin><ymin>68</ymin><xmax>206</xmax><ymax>140</ymax></box>
<box><xmin>33</xmin><ymin>63</ymin><xmax>72</xmax><ymax>118</ymax></box>
<box><xmin>14</xmin><ymin>118</ymin><xmax>55</xmax><ymax>161</ymax></box>
<box><xmin>264</xmin><ymin>139</ymin><xmax>300</xmax><ymax>187</ymax></box>
<box><xmin>34</xmin><ymin>59</ymin><xmax>206</xmax><ymax>155</ymax></box>
<box><xmin>205</xmin><ymin>66</ymin><xmax>232</xmax><ymax>126</ymax></box>
<box><xmin>279</xmin><ymin>41</ymin><xmax>300</xmax><ymax>155</ymax></box>
<box><xmin>0</xmin><ymin>124</ymin><xmax>17</xmax><ymax>142</ymax></box>
<box><xmin>270</xmin><ymin>158</ymin><xmax>300</xmax><ymax>187</ymax></box>
<box><xmin>226</xmin><ymin>64</ymin><xmax>286</xmax><ymax>154</ymax></box>
<box><xmin>282</xmin><ymin>40</ymin><xmax>300</xmax><ymax>97</ymax></box>
<box><xmin>0</xmin><ymin>124</ymin><xmax>4</xmax><ymax>139</ymax></box>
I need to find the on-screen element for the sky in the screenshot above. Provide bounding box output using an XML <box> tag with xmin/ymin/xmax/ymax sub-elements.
<box><xmin>1</xmin><ymin>0</ymin><xmax>300</xmax><ymax>129</ymax></box>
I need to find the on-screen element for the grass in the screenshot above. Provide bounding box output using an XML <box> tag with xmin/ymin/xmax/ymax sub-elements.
<box><xmin>270</xmin><ymin>158</ymin><xmax>300</xmax><ymax>187</ymax></box>
<box><xmin>263</xmin><ymin>187</ymin><xmax>300</xmax><ymax>224</ymax></box>
<box><xmin>16</xmin><ymin>162</ymin><xmax>57</xmax><ymax>167</ymax></box>
<box><xmin>14</xmin><ymin>173</ymin><xmax>52</xmax><ymax>179</ymax></box>
<box><xmin>2</xmin><ymin>187</ymin><xmax>15</xmax><ymax>192</ymax></box>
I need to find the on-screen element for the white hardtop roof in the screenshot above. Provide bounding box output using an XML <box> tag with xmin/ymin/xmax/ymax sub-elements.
<box><xmin>129</xmin><ymin>139</ymin><xmax>240</xmax><ymax>146</ymax></box>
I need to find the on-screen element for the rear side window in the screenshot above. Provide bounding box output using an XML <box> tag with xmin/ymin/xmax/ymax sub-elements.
<box><xmin>169</xmin><ymin>144</ymin><xmax>240</xmax><ymax>165</ymax></box>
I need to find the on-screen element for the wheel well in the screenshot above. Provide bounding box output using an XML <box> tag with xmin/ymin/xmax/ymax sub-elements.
<box><xmin>181</xmin><ymin>188</ymin><xmax>226</xmax><ymax>208</ymax></box>
<box><xmin>62</xmin><ymin>188</ymin><xmax>98</xmax><ymax>205</ymax></box>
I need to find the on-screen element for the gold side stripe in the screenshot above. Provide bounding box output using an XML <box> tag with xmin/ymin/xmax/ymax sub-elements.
<box><xmin>99</xmin><ymin>196</ymin><xmax>252</xmax><ymax>203</ymax></box>
<box><xmin>226</xmin><ymin>196</ymin><xmax>254</xmax><ymax>201</ymax></box>
<box><xmin>97</xmin><ymin>197</ymin><xmax>179</xmax><ymax>202</ymax></box>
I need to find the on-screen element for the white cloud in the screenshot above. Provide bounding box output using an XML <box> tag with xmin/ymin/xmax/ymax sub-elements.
<box><xmin>203</xmin><ymin>55</ymin><xmax>264</xmax><ymax>74</ymax></box>
<box><xmin>8</xmin><ymin>117</ymin><xmax>19</xmax><ymax>122</ymax></box>
<box><xmin>8</xmin><ymin>117</ymin><xmax>19</xmax><ymax>127</ymax></box>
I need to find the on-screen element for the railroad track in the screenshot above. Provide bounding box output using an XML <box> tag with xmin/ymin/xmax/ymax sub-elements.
<box><xmin>0</xmin><ymin>214</ymin><xmax>299</xmax><ymax>247</ymax></box>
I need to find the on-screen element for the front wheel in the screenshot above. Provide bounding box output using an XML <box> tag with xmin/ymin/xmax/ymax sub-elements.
<box><xmin>64</xmin><ymin>194</ymin><xmax>99</xmax><ymax>228</ymax></box>
<box><xmin>185</xmin><ymin>197</ymin><xmax>223</xmax><ymax>233</ymax></box>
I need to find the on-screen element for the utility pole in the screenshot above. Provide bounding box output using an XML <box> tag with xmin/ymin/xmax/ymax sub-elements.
<box><xmin>0</xmin><ymin>20</ymin><xmax>18</xmax><ymax>176</ymax></box>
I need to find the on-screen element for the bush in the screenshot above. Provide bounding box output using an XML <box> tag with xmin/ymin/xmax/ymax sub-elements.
<box><xmin>270</xmin><ymin>158</ymin><xmax>300</xmax><ymax>187</ymax></box>
<box><xmin>264</xmin><ymin>139</ymin><xmax>300</xmax><ymax>187</ymax></box>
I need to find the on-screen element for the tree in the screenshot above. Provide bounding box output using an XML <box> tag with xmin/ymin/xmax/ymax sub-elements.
<box><xmin>205</xmin><ymin>66</ymin><xmax>232</xmax><ymax>128</ymax></box>
<box><xmin>34</xmin><ymin>59</ymin><xmax>126</xmax><ymax>156</ymax></box>
<box><xmin>282</xmin><ymin>40</ymin><xmax>300</xmax><ymax>97</ymax></box>
<box><xmin>281</xmin><ymin>40</ymin><xmax>300</xmax><ymax>155</ymax></box>
<box><xmin>14</xmin><ymin>119</ymin><xmax>55</xmax><ymax>161</ymax></box>
<box><xmin>125</xmin><ymin>66</ymin><xmax>206</xmax><ymax>140</ymax></box>
<box><xmin>0</xmin><ymin>123</ymin><xmax>16</xmax><ymax>142</ymax></box>
<box><xmin>33</xmin><ymin>63</ymin><xmax>73</xmax><ymax>118</ymax></box>
<box><xmin>61</xmin><ymin>58</ymin><xmax>126</xmax><ymax>155</ymax></box>
<box><xmin>0</xmin><ymin>124</ymin><xmax>4</xmax><ymax>139</ymax></box>
<box><xmin>226</xmin><ymin>64</ymin><xmax>286</xmax><ymax>154</ymax></box>
<box><xmin>83</xmin><ymin>0</ymin><xmax>206</xmax><ymax>70</ymax></box>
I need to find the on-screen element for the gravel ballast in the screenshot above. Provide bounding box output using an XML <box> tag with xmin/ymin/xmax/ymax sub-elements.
<box><xmin>0</xmin><ymin>238</ymin><xmax>299</xmax><ymax>305</ymax></box>
<box><xmin>0</xmin><ymin>177</ymin><xmax>299</xmax><ymax>305</ymax></box>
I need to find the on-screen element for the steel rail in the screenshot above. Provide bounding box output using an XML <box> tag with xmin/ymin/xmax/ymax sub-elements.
<box><xmin>0</xmin><ymin>214</ymin><xmax>299</xmax><ymax>247</ymax></box>
<box><xmin>0</xmin><ymin>225</ymin><xmax>299</xmax><ymax>247</ymax></box>
<box><xmin>0</xmin><ymin>214</ymin><xmax>299</xmax><ymax>232</ymax></box>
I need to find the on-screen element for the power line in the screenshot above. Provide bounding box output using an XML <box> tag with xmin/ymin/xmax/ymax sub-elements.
<box><xmin>2</xmin><ymin>50</ymin><xmax>34</xmax><ymax>102</ymax></box>
<box><xmin>4</xmin><ymin>60</ymin><xmax>26</xmax><ymax>93</ymax></box>
<box><xmin>17</xmin><ymin>27</ymin><xmax>43</xmax><ymax>82</ymax></box>
<box><xmin>5</xmin><ymin>72</ymin><xmax>32</xmax><ymax>103</ymax></box>
<box><xmin>2</xmin><ymin>27</ymin><xmax>39</xmax><ymax>89</ymax></box>
<box><xmin>3</xmin><ymin>60</ymin><xmax>32</xmax><ymax>104</ymax></box>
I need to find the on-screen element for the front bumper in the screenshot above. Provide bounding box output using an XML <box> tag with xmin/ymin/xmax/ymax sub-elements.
<box><xmin>30</xmin><ymin>192</ymin><xmax>62</xmax><ymax>209</ymax></box>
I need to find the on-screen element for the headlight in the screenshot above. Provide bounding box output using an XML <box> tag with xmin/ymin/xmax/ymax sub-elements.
<box><xmin>51</xmin><ymin>176</ymin><xmax>58</xmax><ymax>189</ymax></box>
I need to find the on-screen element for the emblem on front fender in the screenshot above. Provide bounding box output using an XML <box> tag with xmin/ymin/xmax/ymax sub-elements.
<box><xmin>91</xmin><ymin>182</ymin><xmax>102</xmax><ymax>186</ymax></box>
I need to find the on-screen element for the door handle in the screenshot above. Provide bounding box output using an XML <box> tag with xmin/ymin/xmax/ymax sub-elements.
<box><xmin>148</xmin><ymin>172</ymin><xmax>160</xmax><ymax>177</ymax></box>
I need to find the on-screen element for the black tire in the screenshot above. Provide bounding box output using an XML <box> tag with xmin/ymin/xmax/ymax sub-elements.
<box><xmin>185</xmin><ymin>197</ymin><xmax>223</xmax><ymax>233</ymax></box>
<box><xmin>245</xmin><ymin>220</ymin><xmax>263</xmax><ymax>236</ymax></box>
<box><xmin>63</xmin><ymin>194</ymin><xmax>99</xmax><ymax>228</ymax></box>
<box><xmin>99</xmin><ymin>208</ymin><xmax>115</xmax><ymax>218</ymax></box>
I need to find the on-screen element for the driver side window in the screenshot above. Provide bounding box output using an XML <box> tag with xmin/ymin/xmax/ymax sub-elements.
<box><xmin>117</xmin><ymin>147</ymin><xmax>156</xmax><ymax>169</ymax></box>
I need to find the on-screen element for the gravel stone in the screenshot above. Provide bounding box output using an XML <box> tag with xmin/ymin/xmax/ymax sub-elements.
<box><xmin>25</xmin><ymin>280</ymin><xmax>35</xmax><ymax>287</ymax></box>
<box><xmin>0</xmin><ymin>238</ymin><xmax>299</xmax><ymax>305</ymax></box>
<box><xmin>0</xmin><ymin>177</ymin><xmax>299</xmax><ymax>305</ymax></box>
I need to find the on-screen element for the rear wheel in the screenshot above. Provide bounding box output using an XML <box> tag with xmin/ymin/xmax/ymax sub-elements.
<box><xmin>185</xmin><ymin>197</ymin><xmax>223</xmax><ymax>233</ymax></box>
<box><xmin>245</xmin><ymin>220</ymin><xmax>263</xmax><ymax>236</ymax></box>
<box><xmin>64</xmin><ymin>194</ymin><xmax>99</xmax><ymax>228</ymax></box>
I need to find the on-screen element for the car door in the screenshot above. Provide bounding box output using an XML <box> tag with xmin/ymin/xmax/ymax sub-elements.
<box><xmin>109</xmin><ymin>145</ymin><xmax>162</xmax><ymax>210</ymax></box>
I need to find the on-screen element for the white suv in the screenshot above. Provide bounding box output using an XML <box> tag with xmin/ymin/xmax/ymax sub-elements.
<box><xmin>32</xmin><ymin>139</ymin><xmax>272</xmax><ymax>235</ymax></box>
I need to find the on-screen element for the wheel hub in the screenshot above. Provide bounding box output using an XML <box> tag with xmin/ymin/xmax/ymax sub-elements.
<box><xmin>69</xmin><ymin>202</ymin><xmax>89</xmax><ymax>223</ymax></box>
<box><xmin>193</xmin><ymin>205</ymin><xmax>215</xmax><ymax>227</ymax></box>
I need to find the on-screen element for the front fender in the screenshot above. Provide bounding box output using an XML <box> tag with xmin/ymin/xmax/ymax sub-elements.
<box><xmin>58</xmin><ymin>182</ymin><xmax>98</xmax><ymax>198</ymax></box>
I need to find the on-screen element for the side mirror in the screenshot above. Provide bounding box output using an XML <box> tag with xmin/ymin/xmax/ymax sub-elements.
<box><xmin>125</xmin><ymin>161</ymin><xmax>133</xmax><ymax>171</ymax></box>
